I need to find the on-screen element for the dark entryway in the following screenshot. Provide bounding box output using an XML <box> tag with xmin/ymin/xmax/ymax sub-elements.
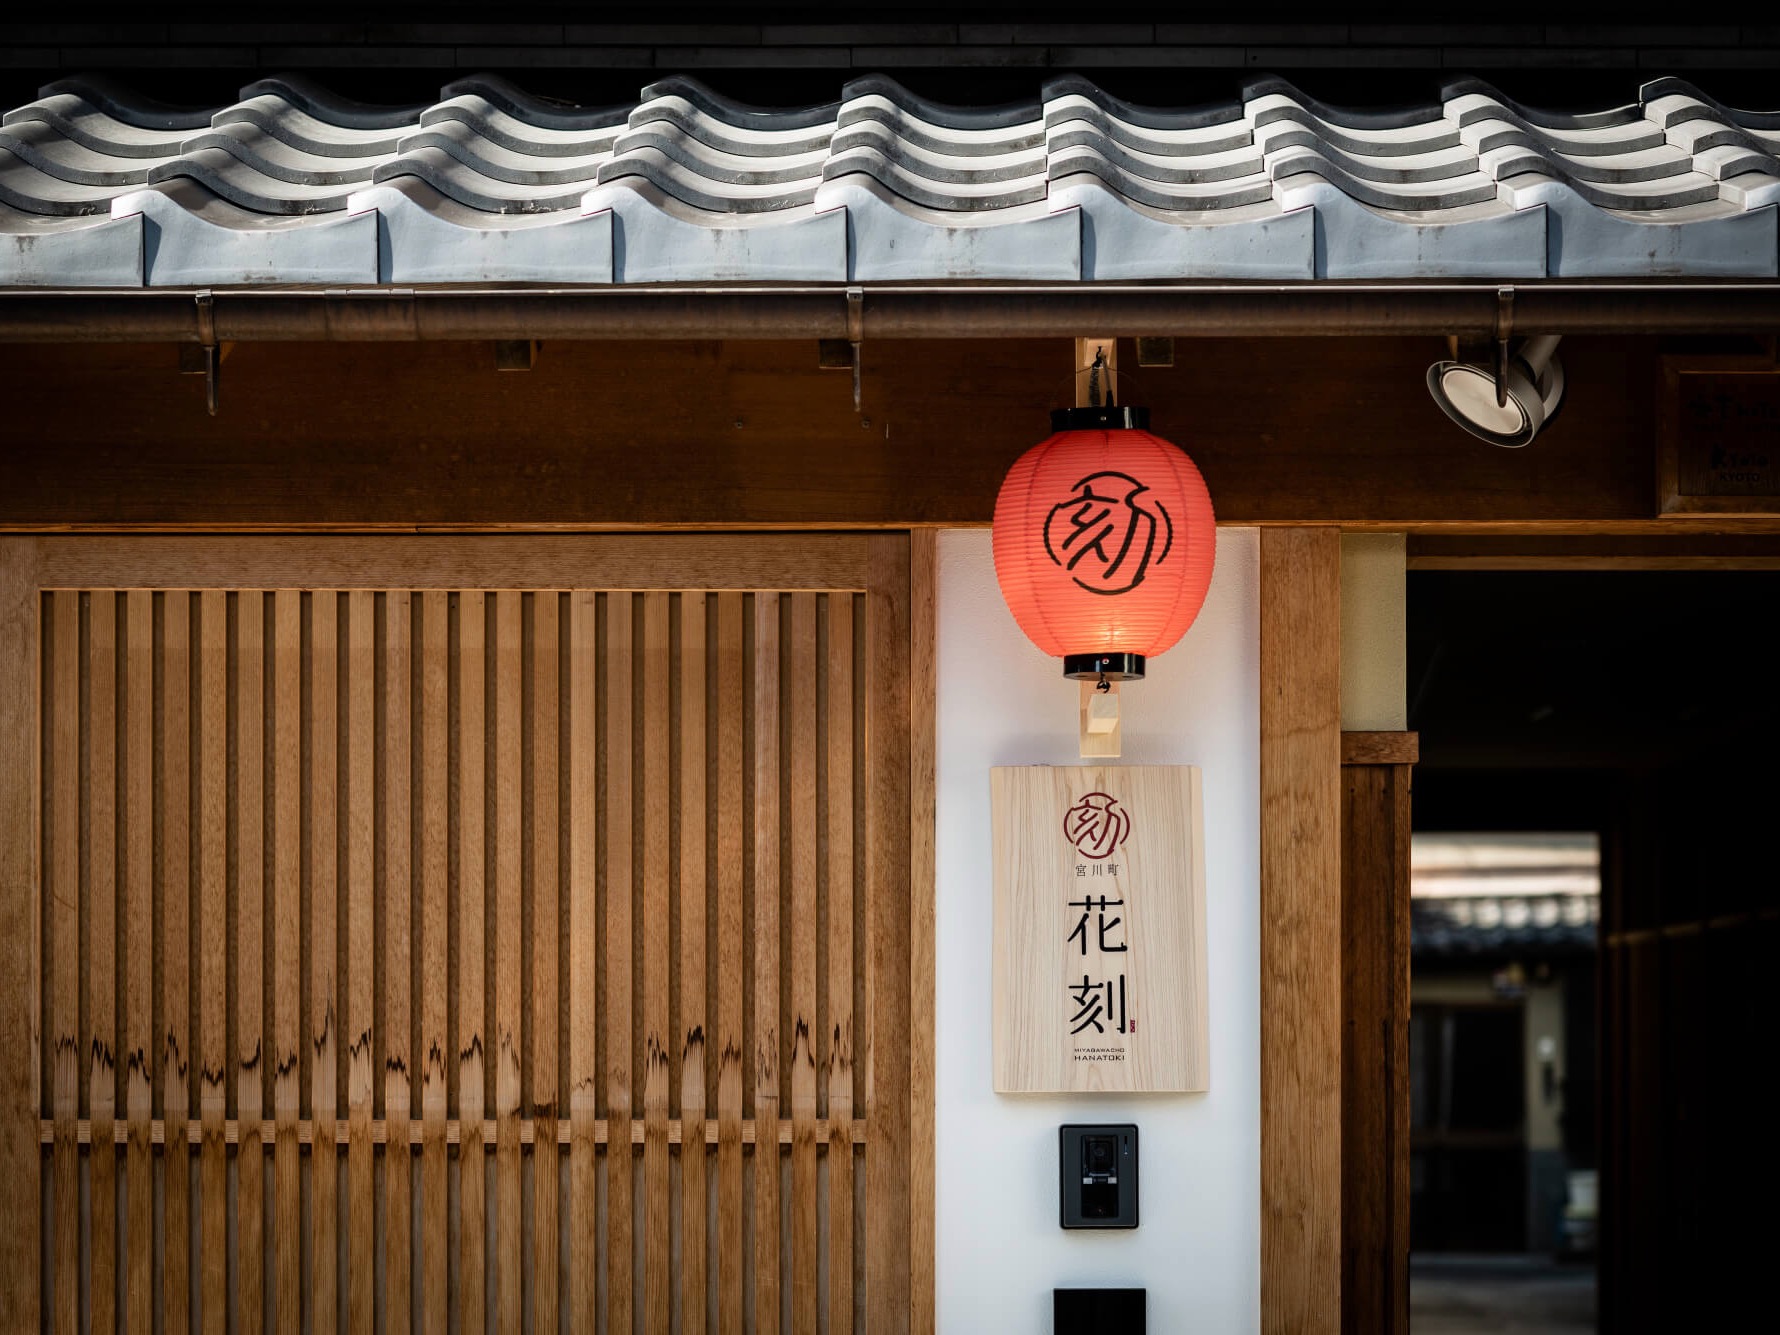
<box><xmin>1407</xmin><ymin>570</ymin><xmax>1780</xmax><ymax>1334</ymax></box>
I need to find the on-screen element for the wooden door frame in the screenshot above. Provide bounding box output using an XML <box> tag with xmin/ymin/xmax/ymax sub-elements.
<box><xmin>0</xmin><ymin>531</ymin><xmax>938</xmax><ymax>1335</ymax></box>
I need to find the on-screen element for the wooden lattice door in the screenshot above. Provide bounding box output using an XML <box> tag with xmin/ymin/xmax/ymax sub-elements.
<box><xmin>0</xmin><ymin>534</ymin><xmax>932</xmax><ymax>1335</ymax></box>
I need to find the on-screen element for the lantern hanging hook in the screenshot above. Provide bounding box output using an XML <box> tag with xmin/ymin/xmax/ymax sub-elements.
<box><xmin>1087</xmin><ymin>346</ymin><xmax>1116</xmax><ymax>410</ymax></box>
<box><xmin>1095</xmin><ymin>671</ymin><xmax>1111</xmax><ymax>694</ymax></box>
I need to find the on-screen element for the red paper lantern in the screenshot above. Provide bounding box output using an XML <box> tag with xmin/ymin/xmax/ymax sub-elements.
<box><xmin>992</xmin><ymin>406</ymin><xmax>1216</xmax><ymax>681</ymax></box>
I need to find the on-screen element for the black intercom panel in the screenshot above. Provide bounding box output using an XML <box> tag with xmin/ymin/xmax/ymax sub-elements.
<box><xmin>1059</xmin><ymin>1124</ymin><xmax>1138</xmax><ymax>1229</ymax></box>
<box><xmin>1054</xmin><ymin>1287</ymin><xmax>1146</xmax><ymax>1334</ymax></box>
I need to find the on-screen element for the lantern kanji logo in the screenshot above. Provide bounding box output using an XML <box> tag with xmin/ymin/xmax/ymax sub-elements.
<box><xmin>1042</xmin><ymin>471</ymin><xmax>1174</xmax><ymax>596</ymax></box>
<box><xmin>1064</xmin><ymin>792</ymin><xmax>1131</xmax><ymax>860</ymax></box>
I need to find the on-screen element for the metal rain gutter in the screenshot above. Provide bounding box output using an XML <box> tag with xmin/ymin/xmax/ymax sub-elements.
<box><xmin>2</xmin><ymin>282</ymin><xmax>1779</xmax><ymax>343</ymax></box>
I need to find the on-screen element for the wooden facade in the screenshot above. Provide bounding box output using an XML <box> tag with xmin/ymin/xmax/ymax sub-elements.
<box><xmin>3</xmin><ymin>325</ymin><xmax>1774</xmax><ymax>1333</ymax></box>
<box><xmin>1</xmin><ymin>535</ymin><xmax>935</xmax><ymax>1334</ymax></box>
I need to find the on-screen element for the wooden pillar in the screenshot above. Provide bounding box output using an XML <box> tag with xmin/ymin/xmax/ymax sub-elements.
<box><xmin>1340</xmin><ymin>732</ymin><xmax>1417</xmax><ymax>1335</ymax></box>
<box><xmin>0</xmin><ymin>539</ymin><xmax>40</xmax><ymax>1333</ymax></box>
<box><xmin>1260</xmin><ymin>527</ymin><xmax>1342</xmax><ymax>1335</ymax></box>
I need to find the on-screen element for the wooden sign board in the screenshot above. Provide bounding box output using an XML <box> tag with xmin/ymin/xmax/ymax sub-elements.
<box><xmin>1659</xmin><ymin>359</ymin><xmax>1780</xmax><ymax>516</ymax></box>
<box><xmin>992</xmin><ymin>765</ymin><xmax>1208</xmax><ymax>1094</ymax></box>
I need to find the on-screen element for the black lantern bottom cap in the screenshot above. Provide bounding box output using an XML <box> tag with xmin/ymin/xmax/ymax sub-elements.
<box><xmin>1063</xmin><ymin>653</ymin><xmax>1146</xmax><ymax>682</ymax></box>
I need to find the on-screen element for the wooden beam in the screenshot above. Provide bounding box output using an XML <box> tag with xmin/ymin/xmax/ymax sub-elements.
<box><xmin>1340</xmin><ymin>733</ymin><xmax>1420</xmax><ymax>766</ymax></box>
<box><xmin>1409</xmin><ymin>534</ymin><xmax>1780</xmax><ymax>569</ymax></box>
<box><xmin>0</xmin><ymin>539</ymin><xmax>39</xmax><ymax>1334</ymax></box>
<box><xmin>8</xmin><ymin>337</ymin><xmax>1759</xmax><ymax>533</ymax></box>
<box><xmin>1261</xmin><ymin>528</ymin><xmax>1343</xmax><ymax>1335</ymax></box>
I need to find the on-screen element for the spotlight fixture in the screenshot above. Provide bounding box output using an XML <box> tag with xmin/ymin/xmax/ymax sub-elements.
<box><xmin>1427</xmin><ymin>334</ymin><xmax>1565</xmax><ymax>448</ymax></box>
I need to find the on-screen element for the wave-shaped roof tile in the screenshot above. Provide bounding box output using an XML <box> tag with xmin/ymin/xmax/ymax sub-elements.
<box><xmin>1</xmin><ymin>73</ymin><xmax>1776</xmax><ymax>285</ymax></box>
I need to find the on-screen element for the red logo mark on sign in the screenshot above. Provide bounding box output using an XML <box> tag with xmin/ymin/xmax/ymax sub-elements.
<box><xmin>1063</xmin><ymin>792</ymin><xmax>1130</xmax><ymax>861</ymax></box>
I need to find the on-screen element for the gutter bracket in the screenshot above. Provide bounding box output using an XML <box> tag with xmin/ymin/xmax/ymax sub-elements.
<box><xmin>1494</xmin><ymin>286</ymin><xmax>1514</xmax><ymax>409</ymax></box>
<box><xmin>846</xmin><ymin>286</ymin><xmax>864</xmax><ymax>413</ymax></box>
<box><xmin>196</xmin><ymin>289</ymin><xmax>219</xmax><ymax>416</ymax></box>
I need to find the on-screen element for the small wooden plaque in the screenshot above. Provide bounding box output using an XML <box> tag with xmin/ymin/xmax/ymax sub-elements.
<box><xmin>1659</xmin><ymin>357</ymin><xmax>1780</xmax><ymax>516</ymax></box>
<box><xmin>992</xmin><ymin>765</ymin><xmax>1208</xmax><ymax>1094</ymax></box>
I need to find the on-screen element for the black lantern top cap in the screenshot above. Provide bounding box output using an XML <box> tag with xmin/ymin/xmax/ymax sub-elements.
<box><xmin>1051</xmin><ymin>406</ymin><xmax>1151</xmax><ymax>431</ymax></box>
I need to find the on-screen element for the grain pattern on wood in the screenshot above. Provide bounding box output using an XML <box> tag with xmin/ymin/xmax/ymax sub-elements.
<box><xmin>825</xmin><ymin>592</ymin><xmax>856</xmax><ymax>1335</ymax></box>
<box><xmin>604</xmin><ymin>592</ymin><xmax>635</xmax><ymax>1335</ymax></box>
<box><xmin>345</xmin><ymin>591</ymin><xmax>376</xmax><ymax>1335</ymax></box>
<box><xmin>47</xmin><ymin>592</ymin><xmax>79</xmax><ymax>1335</ymax></box>
<box><xmin>713</xmin><ymin>592</ymin><xmax>746</xmax><ymax>1335</ymax></box>
<box><xmin>237</xmin><ymin>591</ymin><xmax>266</xmax><ymax>1335</ymax></box>
<box><xmin>1340</xmin><ymin>754</ymin><xmax>1414</xmax><ymax>1335</ymax></box>
<box><xmin>122</xmin><ymin>591</ymin><xmax>152</xmax><ymax>1335</ymax></box>
<box><xmin>0</xmin><ymin>337</ymin><xmax>1670</xmax><ymax>532</ymax></box>
<box><xmin>909</xmin><ymin>531</ymin><xmax>938</xmax><ymax>1335</ymax></box>
<box><xmin>1339</xmin><ymin>733</ymin><xmax>1420</xmax><ymax>767</ymax></box>
<box><xmin>197</xmin><ymin>591</ymin><xmax>228</xmax><ymax>1335</ymax></box>
<box><xmin>491</xmin><ymin>591</ymin><xmax>521</xmax><ymax>1335</ymax></box>
<box><xmin>566</xmin><ymin>591</ymin><xmax>597</xmax><ymax>1335</ymax></box>
<box><xmin>309</xmin><ymin>592</ymin><xmax>339</xmax><ymax>1335</ymax></box>
<box><xmin>642</xmin><ymin>592</ymin><xmax>673</xmax><ymax>1333</ymax></box>
<box><xmin>271</xmin><ymin>589</ymin><xmax>302</xmax><ymax>1335</ymax></box>
<box><xmin>529</xmin><ymin>591</ymin><xmax>562</xmax><ymax>1335</ymax></box>
<box><xmin>418</xmin><ymin>591</ymin><xmax>450</xmax><ymax>1335</ymax></box>
<box><xmin>753</xmin><ymin>593</ymin><xmax>783</xmax><ymax>1335</ymax></box>
<box><xmin>161</xmin><ymin>593</ymin><xmax>193</xmax><ymax>1335</ymax></box>
<box><xmin>15</xmin><ymin>534</ymin><xmax>924</xmax><ymax>1333</ymax></box>
<box><xmin>991</xmin><ymin>767</ymin><xmax>1208</xmax><ymax>1094</ymax></box>
<box><xmin>788</xmin><ymin>593</ymin><xmax>820</xmax><ymax>1335</ymax></box>
<box><xmin>384</xmin><ymin>591</ymin><xmax>414</xmax><ymax>1335</ymax></box>
<box><xmin>1260</xmin><ymin>527</ymin><xmax>1343</xmax><ymax>1335</ymax></box>
<box><xmin>0</xmin><ymin>542</ymin><xmax>39</xmax><ymax>1335</ymax></box>
<box><xmin>36</xmin><ymin>535</ymin><xmax>870</xmax><ymax>593</ymax></box>
<box><xmin>455</xmin><ymin>591</ymin><xmax>488</xmax><ymax>1335</ymax></box>
<box><xmin>865</xmin><ymin>535</ymin><xmax>914</xmax><ymax>1335</ymax></box>
<box><xmin>679</xmin><ymin>592</ymin><xmax>709</xmax><ymax>1335</ymax></box>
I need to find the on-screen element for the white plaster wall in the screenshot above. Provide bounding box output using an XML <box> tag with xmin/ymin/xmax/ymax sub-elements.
<box><xmin>935</xmin><ymin>528</ymin><xmax>1261</xmax><ymax>1333</ymax></box>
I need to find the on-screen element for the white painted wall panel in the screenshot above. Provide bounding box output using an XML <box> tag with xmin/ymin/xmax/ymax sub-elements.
<box><xmin>936</xmin><ymin>528</ymin><xmax>1260</xmax><ymax>1334</ymax></box>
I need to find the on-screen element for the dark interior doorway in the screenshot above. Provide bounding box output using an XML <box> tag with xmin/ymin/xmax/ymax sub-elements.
<box><xmin>1405</xmin><ymin>571</ymin><xmax>1780</xmax><ymax>1335</ymax></box>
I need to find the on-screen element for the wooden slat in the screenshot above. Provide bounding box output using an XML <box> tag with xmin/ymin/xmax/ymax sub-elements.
<box><xmin>530</xmin><ymin>591</ymin><xmax>561</xmax><ymax>1335</ymax></box>
<box><xmin>344</xmin><ymin>591</ymin><xmax>375</xmax><ymax>1335</ymax></box>
<box><xmin>491</xmin><ymin>591</ymin><xmax>521</xmax><ymax>1335</ymax></box>
<box><xmin>566</xmin><ymin>591</ymin><xmax>597</xmax><ymax>1335</ymax></box>
<box><xmin>713</xmin><ymin>592</ymin><xmax>745</xmax><ymax>1335</ymax></box>
<box><xmin>1260</xmin><ymin>527</ymin><xmax>1343</xmax><ymax>1335</ymax></box>
<box><xmin>678</xmin><ymin>593</ymin><xmax>709</xmax><ymax>1335</ymax></box>
<box><xmin>160</xmin><ymin>591</ymin><xmax>193</xmax><ymax>1335</ymax></box>
<box><xmin>237</xmin><ymin>590</ymin><xmax>266</xmax><ymax>1335</ymax></box>
<box><xmin>38</xmin><ymin>535</ymin><xmax>871</xmax><ymax>593</ymax></box>
<box><xmin>824</xmin><ymin>593</ymin><xmax>855</xmax><ymax>1335</ymax></box>
<box><xmin>309</xmin><ymin>592</ymin><xmax>339</xmax><ymax>1335</ymax></box>
<box><xmin>86</xmin><ymin>591</ymin><xmax>116</xmax><ymax>1335</ymax></box>
<box><xmin>197</xmin><ymin>591</ymin><xmax>228</xmax><ymax>1335</ymax></box>
<box><xmin>753</xmin><ymin>592</ymin><xmax>782</xmax><ymax>1335</ymax></box>
<box><xmin>604</xmin><ymin>592</ymin><xmax>635</xmax><ymax>1335</ymax></box>
<box><xmin>455</xmin><ymin>591</ymin><xmax>488</xmax><ymax>1335</ymax></box>
<box><xmin>0</xmin><ymin>542</ymin><xmax>40</xmax><ymax>1335</ymax></box>
<box><xmin>418</xmin><ymin>591</ymin><xmax>450</xmax><ymax>1335</ymax></box>
<box><xmin>48</xmin><ymin>593</ymin><xmax>79</xmax><ymax>1335</ymax></box>
<box><xmin>908</xmin><ymin>531</ymin><xmax>938</xmax><ymax>1335</ymax></box>
<box><xmin>642</xmin><ymin>592</ymin><xmax>672</xmax><ymax>1334</ymax></box>
<box><xmin>383</xmin><ymin>591</ymin><xmax>414</xmax><ymax>1335</ymax></box>
<box><xmin>864</xmin><ymin>534</ymin><xmax>913</xmax><ymax>1335</ymax></box>
<box><xmin>122</xmin><ymin>590</ymin><xmax>152</xmax><ymax>1335</ymax></box>
<box><xmin>788</xmin><ymin>593</ymin><xmax>819</xmax><ymax>1335</ymax></box>
<box><xmin>272</xmin><ymin>589</ymin><xmax>302</xmax><ymax>1335</ymax></box>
